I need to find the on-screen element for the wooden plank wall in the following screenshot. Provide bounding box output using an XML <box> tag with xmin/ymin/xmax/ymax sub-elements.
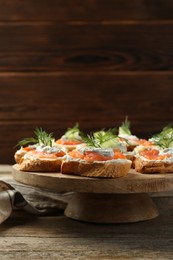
<box><xmin>1</xmin><ymin>0</ymin><xmax>173</xmax><ymax>163</ymax></box>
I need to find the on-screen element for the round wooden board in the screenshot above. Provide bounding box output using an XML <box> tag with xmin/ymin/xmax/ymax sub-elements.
<box><xmin>12</xmin><ymin>164</ymin><xmax>173</xmax><ymax>194</ymax></box>
<box><xmin>12</xmin><ymin>164</ymin><xmax>173</xmax><ymax>223</ymax></box>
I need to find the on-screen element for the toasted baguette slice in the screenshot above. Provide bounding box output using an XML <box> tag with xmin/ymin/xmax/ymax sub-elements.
<box><xmin>61</xmin><ymin>159</ymin><xmax>131</xmax><ymax>178</ymax></box>
<box><xmin>14</xmin><ymin>150</ymin><xmax>26</xmax><ymax>164</ymax></box>
<box><xmin>134</xmin><ymin>156</ymin><xmax>173</xmax><ymax>174</ymax></box>
<box><xmin>14</xmin><ymin>147</ymin><xmax>36</xmax><ymax>164</ymax></box>
<box><xmin>19</xmin><ymin>157</ymin><xmax>63</xmax><ymax>172</ymax></box>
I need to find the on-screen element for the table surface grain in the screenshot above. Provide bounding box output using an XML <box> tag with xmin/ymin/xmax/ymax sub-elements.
<box><xmin>1</xmin><ymin>165</ymin><xmax>173</xmax><ymax>260</ymax></box>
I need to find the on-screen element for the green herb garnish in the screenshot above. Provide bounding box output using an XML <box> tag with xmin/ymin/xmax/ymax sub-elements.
<box><xmin>81</xmin><ymin>128</ymin><xmax>118</xmax><ymax>148</ymax></box>
<box><xmin>94</xmin><ymin>128</ymin><xmax>117</xmax><ymax>143</ymax></box>
<box><xmin>81</xmin><ymin>133</ymin><xmax>101</xmax><ymax>148</ymax></box>
<box><xmin>119</xmin><ymin>116</ymin><xmax>131</xmax><ymax>135</ymax></box>
<box><xmin>17</xmin><ymin>127</ymin><xmax>55</xmax><ymax>147</ymax></box>
<box><xmin>151</xmin><ymin>125</ymin><xmax>173</xmax><ymax>148</ymax></box>
<box><xmin>64</xmin><ymin>122</ymin><xmax>82</xmax><ymax>141</ymax></box>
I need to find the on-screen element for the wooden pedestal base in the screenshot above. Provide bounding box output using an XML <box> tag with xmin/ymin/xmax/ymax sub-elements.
<box><xmin>64</xmin><ymin>192</ymin><xmax>159</xmax><ymax>223</ymax></box>
<box><xmin>13</xmin><ymin>165</ymin><xmax>173</xmax><ymax>223</ymax></box>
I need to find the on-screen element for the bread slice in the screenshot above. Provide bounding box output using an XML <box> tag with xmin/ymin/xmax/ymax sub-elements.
<box><xmin>134</xmin><ymin>156</ymin><xmax>173</xmax><ymax>174</ymax></box>
<box><xmin>61</xmin><ymin>159</ymin><xmax>132</xmax><ymax>178</ymax></box>
<box><xmin>14</xmin><ymin>147</ymin><xmax>36</xmax><ymax>164</ymax></box>
<box><xmin>14</xmin><ymin>149</ymin><xmax>26</xmax><ymax>164</ymax></box>
<box><xmin>19</xmin><ymin>157</ymin><xmax>63</xmax><ymax>172</ymax></box>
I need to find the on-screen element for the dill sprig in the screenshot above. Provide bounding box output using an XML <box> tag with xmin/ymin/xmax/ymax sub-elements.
<box><xmin>80</xmin><ymin>133</ymin><xmax>101</xmax><ymax>148</ymax></box>
<box><xmin>94</xmin><ymin>128</ymin><xmax>117</xmax><ymax>144</ymax></box>
<box><xmin>66</xmin><ymin>122</ymin><xmax>79</xmax><ymax>135</ymax></box>
<box><xmin>81</xmin><ymin>128</ymin><xmax>118</xmax><ymax>148</ymax></box>
<box><xmin>17</xmin><ymin>127</ymin><xmax>55</xmax><ymax>147</ymax></box>
<box><xmin>119</xmin><ymin>116</ymin><xmax>131</xmax><ymax>135</ymax></box>
<box><xmin>64</xmin><ymin>122</ymin><xmax>82</xmax><ymax>140</ymax></box>
<box><xmin>151</xmin><ymin>125</ymin><xmax>173</xmax><ymax>148</ymax></box>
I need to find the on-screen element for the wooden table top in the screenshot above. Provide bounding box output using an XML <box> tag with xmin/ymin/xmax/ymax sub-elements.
<box><xmin>1</xmin><ymin>165</ymin><xmax>173</xmax><ymax>259</ymax></box>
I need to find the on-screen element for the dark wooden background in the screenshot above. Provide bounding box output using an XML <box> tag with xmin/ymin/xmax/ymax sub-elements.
<box><xmin>1</xmin><ymin>0</ymin><xmax>173</xmax><ymax>163</ymax></box>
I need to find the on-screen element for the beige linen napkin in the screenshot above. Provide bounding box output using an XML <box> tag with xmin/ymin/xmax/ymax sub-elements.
<box><xmin>0</xmin><ymin>179</ymin><xmax>72</xmax><ymax>224</ymax></box>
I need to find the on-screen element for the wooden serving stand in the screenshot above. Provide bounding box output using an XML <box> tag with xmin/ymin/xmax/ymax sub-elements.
<box><xmin>12</xmin><ymin>164</ymin><xmax>173</xmax><ymax>223</ymax></box>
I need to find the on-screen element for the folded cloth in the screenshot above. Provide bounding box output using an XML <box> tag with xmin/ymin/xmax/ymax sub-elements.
<box><xmin>0</xmin><ymin>179</ymin><xmax>73</xmax><ymax>224</ymax></box>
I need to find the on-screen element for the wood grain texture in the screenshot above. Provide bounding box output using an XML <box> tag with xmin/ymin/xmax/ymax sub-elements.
<box><xmin>0</xmin><ymin>214</ymin><xmax>173</xmax><ymax>259</ymax></box>
<box><xmin>0</xmin><ymin>1</ymin><xmax>173</xmax><ymax>163</ymax></box>
<box><xmin>0</xmin><ymin>23</ymin><xmax>173</xmax><ymax>72</ymax></box>
<box><xmin>0</xmin><ymin>0</ymin><xmax>173</xmax><ymax>21</ymax></box>
<box><xmin>1</xmin><ymin>165</ymin><xmax>173</xmax><ymax>259</ymax></box>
